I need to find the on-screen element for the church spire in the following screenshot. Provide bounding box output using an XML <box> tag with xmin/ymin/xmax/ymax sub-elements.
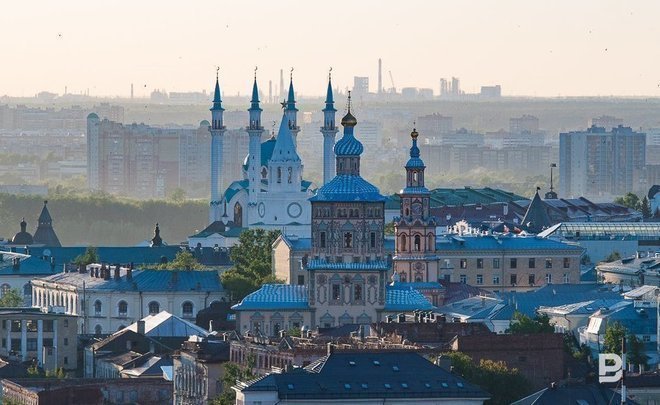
<box><xmin>286</xmin><ymin>68</ymin><xmax>297</xmax><ymax>112</ymax></box>
<box><xmin>321</xmin><ymin>68</ymin><xmax>338</xmax><ymax>185</ymax></box>
<box><xmin>211</xmin><ymin>68</ymin><xmax>224</xmax><ymax>112</ymax></box>
<box><xmin>249</xmin><ymin>67</ymin><xmax>261</xmax><ymax>113</ymax></box>
<box><xmin>405</xmin><ymin>127</ymin><xmax>427</xmax><ymax>189</ymax></box>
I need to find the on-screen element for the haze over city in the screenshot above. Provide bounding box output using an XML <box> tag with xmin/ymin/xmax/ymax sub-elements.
<box><xmin>3</xmin><ymin>0</ymin><xmax>660</xmax><ymax>97</ymax></box>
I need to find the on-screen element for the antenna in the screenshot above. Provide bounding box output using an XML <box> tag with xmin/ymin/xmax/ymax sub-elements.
<box><xmin>290</xmin><ymin>67</ymin><xmax>294</xmax><ymax>80</ymax></box>
<box><xmin>254</xmin><ymin>66</ymin><xmax>258</xmax><ymax>80</ymax></box>
<box><xmin>347</xmin><ymin>90</ymin><xmax>352</xmax><ymax>113</ymax></box>
<box><xmin>216</xmin><ymin>66</ymin><xmax>219</xmax><ymax>80</ymax></box>
<box><xmin>329</xmin><ymin>67</ymin><xmax>332</xmax><ymax>81</ymax></box>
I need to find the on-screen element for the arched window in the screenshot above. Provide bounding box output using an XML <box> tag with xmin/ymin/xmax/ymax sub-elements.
<box><xmin>414</xmin><ymin>235</ymin><xmax>421</xmax><ymax>252</ymax></box>
<box><xmin>320</xmin><ymin>232</ymin><xmax>326</xmax><ymax>248</ymax></box>
<box><xmin>400</xmin><ymin>234</ymin><xmax>407</xmax><ymax>252</ymax></box>
<box><xmin>94</xmin><ymin>325</ymin><xmax>102</xmax><ymax>335</ymax></box>
<box><xmin>354</xmin><ymin>284</ymin><xmax>363</xmax><ymax>301</ymax></box>
<box><xmin>261</xmin><ymin>167</ymin><xmax>268</xmax><ymax>179</ymax></box>
<box><xmin>428</xmin><ymin>234</ymin><xmax>434</xmax><ymax>249</ymax></box>
<box><xmin>148</xmin><ymin>301</ymin><xmax>160</xmax><ymax>315</ymax></box>
<box><xmin>182</xmin><ymin>301</ymin><xmax>193</xmax><ymax>317</ymax></box>
<box><xmin>344</xmin><ymin>232</ymin><xmax>353</xmax><ymax>248</ymax></box>
<box><xmin>287</xmin><ymin>167</ymin><xmax>293</xmax><ymax>183</ymax></box>
<box><xmin>118</xmin><ymin>301</ymin><xmax>128</xmax><ymax>317</ymax></box>
<box><xmin>234</xmin><ymin>203</ymin><xmax>243</xmax><ymax>227</ymax></box>
<box><xmin>23</xmin><ymin>283</ymin><xmax>31</xmax><ymax>298</ymax></box>
<box><xmin>1</xmin><ymin>284</ymin><xmax>10</xmax><ymax>297</ymax></box>
<box><xmin>94</xmin><ymin>300</ymin><xmax>102</xmax><ymax>315</ymax></box>
<box><xmin>277</xmin><ymin>167</ymin><xmax>282</xmax><ymax>183</ymax></box>
<box><xmin>412</xmin><ymin>171</ymin><xmax>418</xmax><ymax>183</ymax></box>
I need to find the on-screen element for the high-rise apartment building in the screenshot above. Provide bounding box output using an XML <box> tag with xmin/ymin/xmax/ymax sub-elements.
<box><xmin>559</xmin><ymin>125</ymin><xmax>646</xmax><ymax>199</ymax></box>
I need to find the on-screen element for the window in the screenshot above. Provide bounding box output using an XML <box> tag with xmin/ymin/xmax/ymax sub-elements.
<box><xmin>354</xmin><ymin>284</ymin><xmax>363</xmax><ymax>301</ymax></box>
<box><xmin>27</xmin><ymin>338</ymin><xmax>37</xmax><ymax>351</ymax></box>
<box><xmin>563</xmin><ymin>258</ymin><xmax>570</xmax><ymax>268</ymax></box>
<box><xmin>332</xmin><ymin>284</ymin><xmax>341</xmax><ymax>301</ymax></box>
<box><xmin>287</xmin><ymin>167</ymin><xmax>292</xmax><ymax>183</ymax></box>
<box><xmin>63</xmin><ymin>320</ymin><xmax>68</xmax><ymax>328</ymax></box>
<box><xmin>476</xmin><ymin>258</ymin><xmax>483</xmax><ymax>269</ymax></box>
<box><xmin>182</xmin><ymin>301</ymin><xmax>193</xmax><ymax>316</ymax></box>
<box><xmin>344</xmin><ymin>232</ymin><xmax>353</xmax><ymax>248</ymax></box>
<box><xmin>476</xmin><ymin>274</ymin><xmax>483</xmax><ymax>285</ymax></box>
<box><xmin>233</xmin><ymin>203</ymin><xmax>243</xmax><ymax>227</ymax></box>
<box><xmin>43</xmin><ymin>320</ymin><xmax>53</xmax><ymax>332</ymax></box>
<box><xmin>460</xmin><ymin>259</ymin><xmax>467</xmax><ymax>269</ymax></box>
<box><xmin>528</xmin><ymin>274</ymin><xmax>535</xmax><ymax>285</ymax></box>
<box><xmin>493</xmin><ymin>258</ymin><xmax>500</xmax><ymax>269</ymax></box>
<box><xmin>11</xmin><ymin>320</ymin><xmax>21</xmax><ymax>332</ymax></box>
<box><xmin>0</xmin><ymin>284</ymin><xmax>10</xmax><ymax>297</ymax></box>
<box><xmin>643</xmin><ymin>335</ymin><xmax>651</xmax><ymax>342</ymax></box>
<box><xmin>277</xmin><ymin>167</ymin><xmax>282</xmax><ymax>183</ymax></box>
<box><xmin>320</xmin><ymin>232</ymin><xmax>326</xmax><ymax>248</ymax></box>
<box><xmin>400</xmin><ymin>234</ymin><xmax>407</xmax><ymax>252</ymax></box>
<box><xmin>94</xmin><ymin>325</ymin><xmax>102</xmax><ymax>335</ymax></box>
<box><xmin>63</xmin><ymin>338</ymin><xmax>68</xmax><ymax>346</ymax></box>
<box><xmin>64</xmin><ymin>356</ymin><xmax>68</xmax><ymax>365</ymax></box>
<box><xmin>297</xmin><ymin>275</ymin><xmax>305</xmax><ymax>285</ymax></box>
<box><xmin>94</xmin><ymin>300</ymin><xmax>102</xmax><ymax>315</ymax></box>
<box><xmin>510</xmin><ymin>274</ymin><xmax>517</xmax><ymax>285</ymax></box>
<box><xmin>493</xmin><ymin>276</ymin><xmax>500</xmax><ymax>285</ymax></box>
<box><xmin>510</xmin><ymin>258</ymin><xmax>517</xmax><ymax>269</ymax></box>
<box><xmin>545</xmin><ymin>273</ymin><xmax>552</xmax><ymax>284</ymax></box>
<box><xmin>370</xmin><ymin>232</ymin><xmax>376</xmax><ymax>248</ymax></box>
<box><xmin>528</xmin><ymin>258</ymin><xmax>535</xmax><ymax>268</ymax></box>
<box><xmin>414</xmin><ymin>235</ymin><xmax>421</xmax><ymax>251</ymax></box>
<box><xmin>148</xmin><ymin>301</ymin><xmax>160</xmax><ymax>315</ymax></box>
<box><xmin>459</xmin><ymin>275</ymin><xmax>467</xmax><ymax>284</ymax></box>
<box><xmin>563</xmin><ymin>273</ymin><xmax>569</xmax><ymax>284</ymax></box>
<box><xmin>118</xmin><ymin>301</ymin><xmax>128</xmax><ymax>317</ymax></box>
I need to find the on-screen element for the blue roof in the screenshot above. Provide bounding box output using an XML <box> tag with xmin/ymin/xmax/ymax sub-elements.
<box><xmin>385</xmin><ymin>284</ymin><xmax>435</xmax><ymax>311</ymax></box>
<box><xmin>323</xmin><ymin>79</ymin><xmax>336</xmax><ymax>112</ymax></box>
<box><xmin>286</xmin><ymin>80</ymin><xmax>297</xmax><ymax>111</ymax></box>
<box><xmin>7</xmin><ymin>246</ymin><xmax>181</xmax><ymax>267</ymax></box>
<box><xmin>0</xmin><ymin>254</ymin><xmax>57</xmax><ymax>276</ymax></box>
<box><xmin>232</xmin><ymin>284</ymin><xmax>309</xmax><ymax>310</ymax></box>
<box><xmin>310</xmin><ymin>175</ymin><xmax>386</xmax><ymax>202</ymax></box>
<box><xmin>306</xmin><ymin>259</ymin><xmax>390</xmax><ymax>271</ymax></box>
<box><xmin>242</xmin><ymin>138</ymin><xmax>277</xmax><ymax>171</ymax></box>
<box><xmin>249</xmin><ymin>79</ymin><xmax>261</xmax><ymax>111</ymax></box>
<box><xmin>37</xmin><ymin>269</ymin><xmax>223</xmax><ymax>293</ymax></box>
<box><xmin>280</xmin><ymin>236</ymin><xmax>312</xmax><ymax>250</ymax></box>
<box><xmin>334</xmin><ymin>126</ymin><xmax>363</xmax><ymax>156</ymax></box>
<box><xmin>211</xmin><ymin>78</ymin><xmax>223</xmax><ymax>110</ymax></box>
<box><xmin>270</xmin><ymin>114</ymin><xmax>300</xmax><ymax>163</ymax></box>
<box><xmin>393</xmin><ymin>282</ymin><xmax>443</xmax><ymax>290</ymax></box>
<box><xmin>223</xmin><ymin>179</ymin><xmax>250</xmax><ymax>202</ymax></box>
<box><xmin>435</xmin><ymin>235</ymin><xmax>583</xmax><ymax>252</ymax></box>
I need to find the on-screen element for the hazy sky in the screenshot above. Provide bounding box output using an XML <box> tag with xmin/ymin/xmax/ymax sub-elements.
<box><xmin>3</xmin><ymin>0</ymin><xmax>660</xmax><ymax>98</ymax></box>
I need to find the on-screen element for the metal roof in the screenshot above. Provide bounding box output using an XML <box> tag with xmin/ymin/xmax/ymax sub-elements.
<box><xmin>310</xmin><ymin>175</ymin><xmax>386</xmax><ymax>202</ymax></box>
<box><xmin>538</xmin><ymin>222</ymin><xmax>660</xmax><ymax>240</ymax></box>
<box><xmin>123</xmin><ymin>311</ymin><xmax>209</xmax><ymax>338</ymax></box>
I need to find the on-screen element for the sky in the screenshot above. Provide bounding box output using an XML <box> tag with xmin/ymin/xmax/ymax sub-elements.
<box><xmin>2</xmin><ymin>0</ymin><xmax>660</xmax><ymax>98</ymax></box>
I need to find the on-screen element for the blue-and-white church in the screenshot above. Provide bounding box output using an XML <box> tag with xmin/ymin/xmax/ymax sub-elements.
<box><xmin>191</xmin><ymin>73</ymin><xmax>340</xmax><ymax>248</ymax></box>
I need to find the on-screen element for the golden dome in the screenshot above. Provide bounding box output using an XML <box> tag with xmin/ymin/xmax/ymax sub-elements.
<box><xmin>410</xmin><ymin>128</ymin><xmax>419</xmax><ymax>139</ymax></box>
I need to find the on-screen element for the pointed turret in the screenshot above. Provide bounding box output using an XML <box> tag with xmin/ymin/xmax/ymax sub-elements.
<box><xmin>268</xmin><ymin>114</ymin><xmax>302</xmax><ymax>193</ymax></box>
<box><xmin>286</xmin><ymin>79</ymin><xmax>297</xmax><ymax>112</ymax></box>
<box><xmin>11</xmin><ymin>217</ymin><xmax>33</xmax><ymax>245</ymax></box>
<box><xmin>321</xmin><ymin>71</ymin><xmax>339</xmax><ymax>185</ymax></box>
<box><xmin>404</xmin><ymin>128</ymin><xmax>428</xmax><ymax>190</ymax></box>
<box><xmin>209</xmin><ymin>71</ymin><xmax>228</xmax><ymax>223</ymax></box>
<box><xmin>521</xmin><ymin>188</ymin><xmax>553</xmax><ymax>234</ymax></box>
<box><xmin>211</xmin><ymin>76</ymin><xmax>224</xmax><ymax>113</ymax></box>
<box><xmin>271</xmin><ymin>114</ymin><xmax>301</xmax><ymax>163</ymax></box>
<box><xmin>247</xmin><ymin>72</ymin><xmax>265</xmax><ymax>203</ymax></box>
<box><xmin>151</xmin><ymin>223</ymin><xmax>163</xmax><ymax>247</ymax></box>
<box><xmin>284</xmin><ymin>70</ymin><xmax>300</xmax><ymax>144</ymax></box>
<box><xmin>33</xmin><ymin>201</ymin><xmax>61</xmax><ymax>247</ymax></box>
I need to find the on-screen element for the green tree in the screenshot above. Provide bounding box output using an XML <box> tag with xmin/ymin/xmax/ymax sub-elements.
<box><xmin>506</xmin><ymin>312</ymin><xmax>554</xmax><ymax>334</ymax></box>
<box><xmin>169</xmin><ymin>187</ymin><xmax>186</xmax><ymax>203</ymax></box>
<box><xmin>72</xmin><ymin>246</ymin><xmax>99</xmax><ymax>266</ymax></box>
<box><xmin>603</xmin><ymin>251</ymin><xmax>621</xmax><ymax>263</ymax></box>
<box><xmin>614</xmin><ymin>192</ymin><xmax>641</xmax><ymax>210</ymax></box>
<box><xmin>155</xmin><ymin>250</ymin><xmax>205</xmax><ymax>270</ymax></box>
<box><xmin>384</xmin><ymin>221</ymin><xmax>395</xmax><ymax>236</ymax></box>
<box><xmin>627</xmin><ymin>334</ymin><xmax>648</xmax><ymax>371</ymax></box>
<box><xmin>441</xmin><ymin>352</ymin><xmax>532</xmax><ymax>405</ymax></box>
<box><xmin>0</xmin><ymin>288</ymin><xmax>24</xmax><ymax>307</ymax></box>
<box><xmin>222</xmin><ymin>229</ymin><xmax>282</xmax><ymax>301</ymax></box>
<box><xmin>212</xmin><ymin>361</ymin><xmax>255</xmax><ymax>405</ymax></box>
<box><xmin>640</xmin><ymin>196</ymin><xmax>651</xmax><ymax>218</ymax></box>
<box><xmin>603</xmin><ymin>321</ymin><xmax>626</xmax><ymax>355</ymax></box>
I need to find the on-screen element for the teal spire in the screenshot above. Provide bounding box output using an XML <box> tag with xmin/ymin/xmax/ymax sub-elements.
<box><xmin>335</xmin><ymin>92</ymin><xmax>363</xmax><ymax>156</ymax></box>
<box><xmin>249</xmin><ymin>79</ymin><xmax>262</xmax><ymax>112</ymax></box>
<box><xmin>211</xmin><ymin>71</ymin><xmax>224</xmax><ymax>111</ymax></box>
<box><xmin>323</xmin><ymin>72</ymin><xmax>336</xmax><ymax>112</ymax></box>
<box><xmin>405</xmin><ymin>128</ymin><xmax>424</xmax><ymax>168</ymax></box>
<box><xmin>286</xmin><ymin>69</ymin><xmax>298</xmax><ymax>112</ymax></box>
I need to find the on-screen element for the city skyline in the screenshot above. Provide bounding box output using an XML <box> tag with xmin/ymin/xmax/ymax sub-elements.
<box><xmin>2</xmin><ymin>1</ymin><xmax>660</xmax><ymax>98</ymax></box>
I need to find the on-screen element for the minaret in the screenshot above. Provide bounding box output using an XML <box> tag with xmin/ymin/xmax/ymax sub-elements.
<box><xmin>247</xmin><ymin>69</ymin><xmax>264</xmax><ymax>205</ymax></box>
<box><xmin>284</xmin><ymin>69</ymin><xmax>300</xmax><ymax>146</ymax></box>
<box><xmin>393</xmin><ymin>127</ymin><xmax>438</xmax><ymax>283</ymax></box>
<box><xmin>209</xmin><ymin>70</ymin><xmax>226</xmax><ymax>223</ymax></box>
<box><xmin>321</xmin><ymin>69</ymin><xmax>338</xmax><ymax>185</ymax></box>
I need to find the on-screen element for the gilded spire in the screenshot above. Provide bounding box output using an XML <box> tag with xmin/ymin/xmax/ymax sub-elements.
<box><xmin>340</xmin><ymin>91</ymin><xmax>357</xmax><ymax>127</ymax></box>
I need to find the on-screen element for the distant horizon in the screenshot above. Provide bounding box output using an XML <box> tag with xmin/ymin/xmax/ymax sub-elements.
<box><xmin>3</xmin><ymin>1</ymin><xmax>660</xmax><ymax>98</ymax></box>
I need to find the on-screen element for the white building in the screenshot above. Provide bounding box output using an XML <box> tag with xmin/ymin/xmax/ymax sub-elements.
<box><xmin>31</xmin><ymin>264</ymin><xmax>226</xmax><ymax>335</ymax></box>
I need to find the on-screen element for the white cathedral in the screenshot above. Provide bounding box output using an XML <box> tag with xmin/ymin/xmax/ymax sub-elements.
<box><xmin>190</xmin><ymin>73</ymin><xmax>339</xmax><ymax>247</ymax></box>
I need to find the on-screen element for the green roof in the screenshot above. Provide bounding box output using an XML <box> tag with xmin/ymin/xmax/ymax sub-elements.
<box><xmin>387</xmin><ymin>187</ymin><xmax>527</xmax><ymax>209</ymax></box>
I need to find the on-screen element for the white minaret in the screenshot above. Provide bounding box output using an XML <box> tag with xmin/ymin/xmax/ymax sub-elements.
<box><xmin>247</xmin><ymin>69</ymin><xmax>264</xmax><ymax>205</ymax></box>
<box><xmin>284</xmin><ymin>69</ymin><xmax>300</xmax><ymax>146</ymax></box>
<box><xmin>321</xmin><ymin>70</ymin><xmax>338</xmax><ymax>185</ymax></box>
<box><xmin>209</xmin><ymin>70</ymin><xmax>226</xmax><ymax>223</ymax></box>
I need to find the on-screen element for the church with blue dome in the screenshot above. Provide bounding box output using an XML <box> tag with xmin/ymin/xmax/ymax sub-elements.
<box><xmin>232</xmin><ymin>93</ymin><xmax>435</xmax><ymax>334</ymax></box>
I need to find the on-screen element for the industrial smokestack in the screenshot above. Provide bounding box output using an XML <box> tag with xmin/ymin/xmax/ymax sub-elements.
<box><xmin>378</xmin><ymin>58</ymin><xmax>382</xmax><ymax>94</ymax></box>
<box><xmin>279</xmin><ymin>69</ymin><xmax>284</xmax><ymax>99</ymax></box>
<box><xmin>268</xmin><ymin>80</ymin><xmax>272</xmax><ymax>104</ymax></box>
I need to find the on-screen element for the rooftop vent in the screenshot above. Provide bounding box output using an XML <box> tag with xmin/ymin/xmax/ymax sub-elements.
<box><xmin>384</xmin><ymin>383</ymin><xmax>391</xmax><ymax>389</ymax></box>
<box><xmin>373</xmin><ymin>360</ymin><xmax>381</xmax><ymax>366</ymax></box>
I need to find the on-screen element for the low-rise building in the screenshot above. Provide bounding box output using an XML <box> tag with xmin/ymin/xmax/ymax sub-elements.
<box><xmin>234</xmin><ymin>351</ymin><xmax>490</xmax><ymax>404</ymax></box>
<box><xmin>0</xmin><ymin>307</ymin><xmax>77</xmax><ymax>372</ymax></box>
<box><xmin>31</xmin><ymin>264</ymin><xmax>226</xmax><ymax>334</ymax></box>
<box><xmin>172</xmin><ymin>335</ymin><xmax>230</xmax><ymax>404</ymax></box>
<box><xmin>597</xmin><ymin>255</ymin><xmax>660</xmax><ymax>287</ymax></box>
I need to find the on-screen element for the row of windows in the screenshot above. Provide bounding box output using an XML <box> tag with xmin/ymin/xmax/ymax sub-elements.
<box><xmin>319</xmin><ymin>232</ymin><xmax>379</xmax><ymax>249</ymax></box>
<box><xmin>2</xmin><ymin>319</ymin><xmax>66</xmax><ymax>332</ymax></box>
<box><xmin>315</xmin><ymin>207</ymin><xmax>382</xmax><ymax>218</ymax></box>
<box><xmin>459</xmin><ymin>257</ymin><xmax>572</xmax><ymax>269</ymax></box>
<box><xmin>331</xmin><ymin>283</ymin><xmax>364</xmax><ymax>302</ymax></box>
<box><xmin>399</xmin><ymin>234</ymin><xmax>434</xmax><ymax>252</ymax></box>
<box><xmin>93</xmin><ymin>300</ymin><xmax>194</xmax><ymax>317</ymax></box>
<box><xmin>459</xmin><ymin>273</ymin><xmax>571</xmax><ymax>285</ymax></box>
<box><xmin>275</xmin><ymin>167</ymin><xmax>296</xmax><ymax>184</ymax></box>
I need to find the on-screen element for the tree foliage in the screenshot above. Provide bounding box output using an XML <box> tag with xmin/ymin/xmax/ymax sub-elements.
<box><xmin>211</xmin><ymin>358</ymin><xmax>256</xmax><ymax>405</ymax></box>
<box><xmin>506</xmin><ymin>312</ymin><xmax>554</xmax><ymax>334</ymax></box>
<box><xmin>72</xmin><ymin>246</ymin><xmax>99</xmax><ymax>266</ymax></box>
<box><xmin>441</xmin><ymin>352</ymin><xmax>532</xmax><ymax>405</ymax></box>
<box><xmin>603</xmin><ymin>321</ymin><xmax>626</xmax><ymax>355</ymax></box>
<box><xmin>614</xmin><ymin>192</ymin><xmax>641</xmax><ymax>210</ymax></box>
<box><xmin>0</xmin><ymin>288</ymin><xmax>24</xmax><ymax>307</ymax></box>
<box><xmin>603</xmin><ymin>322</ymin><xmax>648</xmax><ymax>371</ymax></box>
<box><xmin>221</xmin><ymin>229</ymin><xmax>282</xmax><ymax>302</ymax></box>
<box><xmin>603</xmin><ymin>251</ymin><xmax>621</xmax><ymax>263</ymax></box>
<box><xmin>640</xmin><ymin>196</ymin><xmax>651</xmax><ymax>219</ymax></box>
<box><xmin>154</xmin><ymin>250</ymin><xmax>205</xmax><ymax>270</ymax></box>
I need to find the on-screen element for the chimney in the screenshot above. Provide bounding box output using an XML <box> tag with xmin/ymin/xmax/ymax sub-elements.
<box><xmin>137</xmin><ymin>320</ymin><xmax>146</xmax><ymax>335</ymax></box>
<box><xmin>103</xmin><ymin>264</ymin><xmax>110</xmax><ymax>280</ymax></box>
<box><xmin>126</xmin><ymin>267</ymin><xmax>133</xmax><ymax>281</ymax></box>
<box><xmin>209</xmin><ymin>320</ymin><xmax>214</xmax><ymax>332</ymax></box>
<box><xmin>12</xmin><ymin>257</ymin><xmax>20</xmax><ymax>271</ymax></box>
<box><xmin>50</xmin><ymin>257</ymin><xmax>55</xmax><ymax>272</ymax></box>
<box><xmin>327</xmin><ymin>343</ymin><xmax>335</xmax><ymax>356</ymax></box>
<box><xmin>78</xmin><ymin>264</ymin><xmax>85</xmax><ymax>274</ymax></box>
<box><xmin>114</xmin><ymin>264</ymin><xmax>120</xmax><ymax>280</ymax></box>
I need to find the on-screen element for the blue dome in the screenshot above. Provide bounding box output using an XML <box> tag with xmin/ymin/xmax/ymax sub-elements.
<box><xmin>334</xmin><ymin>132</ymin><xmax>363</xmax><ymax>156</ymax></box>
<box><xmin>242</xmin><ymin>138</ymin><xmax>277</xmax><ymax>172</ymax></box>
<box><xmin>310</xmin><ymin>175</ymin><xmax>386</xmax><ymax>202</ymax></box>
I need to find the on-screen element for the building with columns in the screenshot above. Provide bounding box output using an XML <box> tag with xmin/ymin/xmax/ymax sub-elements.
<box><xmin>31</xmin><ymin>264</ymin><xmax>226</xmax><ymax>335</ymax></box>
<box><xmin>202</xmin><ymin>73</ymin><xmax>316</xmax><ymax>243</ymax></box>
<box><xmin>0</xmin><ymin>307</ymin><xmax>77</xmax><ymax>372</ymax></box>
<box><xmin>232</xmin><ymin>98</ymin><xmax>434</xmax><ymax>334</ymax></box>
